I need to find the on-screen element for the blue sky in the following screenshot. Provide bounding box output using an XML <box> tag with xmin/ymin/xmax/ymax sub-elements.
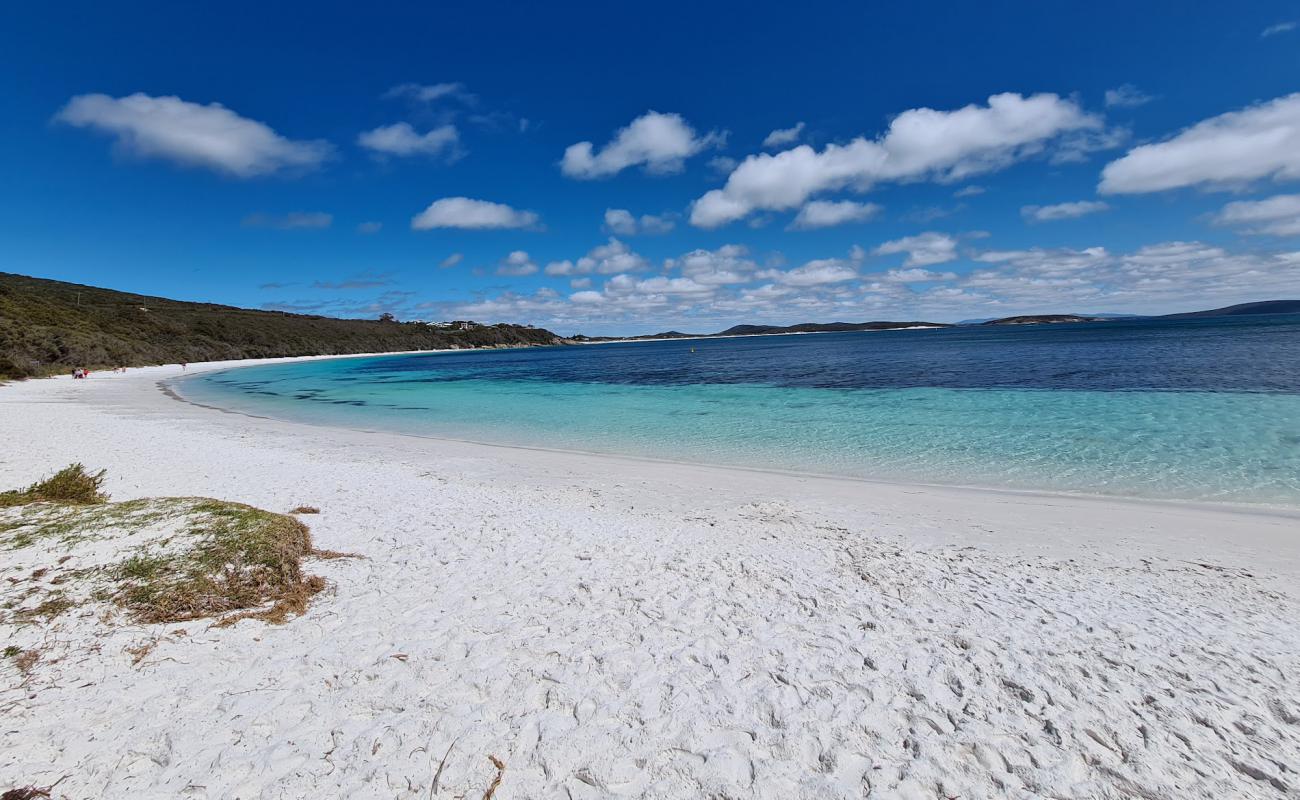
<box><xmin>2</xmin><ymin>1</ymin><xmax>1299</xmax><ymax>334</ymax></box>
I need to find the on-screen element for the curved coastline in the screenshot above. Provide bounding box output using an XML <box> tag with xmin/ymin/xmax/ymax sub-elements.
<box><xmin>167</xmin><ymin>353</ymin><xmax>1300</xmax><ymax>514</ymax></box>
<box><xmin>4</xmin><ymin>355</ymin><xmax>1300</xmax><ymax>798</ymax></box>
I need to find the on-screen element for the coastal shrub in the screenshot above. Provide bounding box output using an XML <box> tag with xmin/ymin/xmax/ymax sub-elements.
<box><xmin>289</xmin><ymin>505</ymin><xmax>320</xmax><ymax>514</ymax></box>
<box><xmin>0</xmin><ymin>463</ymin><xmax>108</xmax><ymax>507</ymax></box>
<box><xmin>111</xmin><ymin>499</ymin><xmax>324</xmax><ymax>625</ymax></box>
<box><xmin>1</xmin><ymin>492</ymin><xmax>335</xmax><ymax>627</ymax></box>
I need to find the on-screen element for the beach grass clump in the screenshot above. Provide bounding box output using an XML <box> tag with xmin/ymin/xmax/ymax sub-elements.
<box><xmin>0</xmin><ymin>464</ymin><xmax>108</xmax><ymax>508</ymax></box>
<box><xmin>2</xmin><ymin>467</ymin><xmax>333</xmax><ymax>627</ymax></box>
<box><xmin>110</xmin><ymin>499</ymin><xmax>324</xmax><ymax>625</ymax></box>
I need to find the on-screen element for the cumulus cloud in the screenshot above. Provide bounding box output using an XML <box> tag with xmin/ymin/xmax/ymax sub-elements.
<box><xmin>691</xmin><ymin>93</ymin><xmax>1100</xmax><ymax>227</ymax></box>
<box><xmin>440</xmin><ymin>252</ymin><xmax>464</xmax><ymax>268</ymax></box>
<box><xmin>358</xmin><ymin>122</ymin><xmax>459</xmax><ymax>158</ymax></box>
<box><xmin>875</xmin><ymin>232</ymin><xmax>959</xmax><ymax>266</ymax></box>
<box><xmin>666</xmin><ymin>244</ymin><xmax>759</xmax><ymax>285</ymax></box>
<box><xmin>789</xmin><ymin>199</ymin><xmax>882</xmax><ymax>230</ymax></box>
<box><xmin>953</xmin><ymin>241</ymin><xmax>1300</xmax><ymax>314</ymax></box>
<box><xmin>884</xmin><ymin>267</ymin><xmax>958</xmax><ymax>282</ymax></box>
<box><xmin>1104</xmin><ymin>84</ymin><xmax>1153</xmax><ymax>109</ymax></box>
<box><xmin>762</xmin><ymin>122</ymin><xmax>806</xmax><ymax>148</ymax></box>
<box><xmin>1021</xmin><ymin>200</ymin><xmax>1110</xmax><ymax>222</ymax></box>
<box><xmin>54</xmin><ymin>93</ymin><xmax>332</xmax><ymax>177</ymax></box>
<box><xmin>1211</xmin><ymin>194</ymin><xmax>1300</xmax><ymax>236</ymax></box>
<box><xmin>497</xmin><ymin>250</ymin><xmax>539</xmax><ymax>276</ymax></box>
<box><xmin>1261</xmin><ymin>20</ymin><xmax>1296</xmax><ymax>37</ymax></box>
<box><xmin>544</xmin><ymin>238</ymin><xmax>648</xmax><ymax>276</ymax></box>
<box><xmin>241</xmin><ymin>212</ymin><xmax>333</xmax><ymax>230</ymax></box>
<box><xmin>765</xmin><ymin>258</ymin><xmax>858</xmax><ymax>286</ymax></box>
<box><xmin>603</xmin><ymin>208</ymin><xmax>676</xmax><ymax>235</ymax></box>
<box><xmin>411</xmin><ymin>197</ymin><xmax>539</xmax><ymax>230</ymax></box>
<box><xmin>561</xmin><ymin>111</ymin><xmax>725</xmax><ymax>178</ymax></box>
<box><xmin>428</xmin><ymin>233</ymin><xmax>1300</xmax><ymax>331</ymax></box>
<box><xmin>1099</xmin><ymin>93</ymin><xmax>1300</xmax><ymax>194</ymax></box>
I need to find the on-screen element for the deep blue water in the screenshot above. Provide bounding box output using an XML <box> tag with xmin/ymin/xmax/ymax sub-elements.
<box><xmin>178</xmin><ymin>315</ymin><xmax>1300</xmax><ymax>506</ymax></box>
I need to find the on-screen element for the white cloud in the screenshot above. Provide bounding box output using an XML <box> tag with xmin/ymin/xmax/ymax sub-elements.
<box><xmin>875</xmin><ymin>232</ymin><xmax>959</xmax><ymax>266</ymax></box>
<box><xmin>768</xmin><ymin>258</ymin><xmax>858</xmax><ymax>286</ymax></box>
<box><xmin>1104</xmin><ymin>84</ymin><xmax>1153</xmax><ymax>109</ymax></box>
<box><xmin>691</xmin><ymin>93</ymin><xmax>1100</xmax><ymax>227</ymax></box>
<box><xmin>383</xmin><ymin>82</ymin><xmax>470</xmax><ymax>103</ymax></box>
<box><xmin>357</xmin><ymin>221</ymin><xmax>383</xmax><ymax>234</ymax></box>
<box><xmin>544</xmin><ymin>238</ymin><xmax>648</xmax><ymax>276</ymax></box>
<box><xmin>602</xmin><ymin>209</ymin><xmax>637</xmax><ymax>236</ymax></box>
<box><xmin>1099</xmin><ymin>93</ymin><xmax>1300</xmax><ymax>194</ymax></box>
<box><xmin>55</xmin><ymin>93</ymin><xmax>331</xmax><ymax>177</ymax></box>
<box><xmin>440</xmin><ymin>252</ymin><xmax>464</xmax><ymax>268</ymax></box>
<box><xmin>1261</xmin><ymin>20</ymin><xmax>1297</xmax><ymax>37</ymax></box>
<box><xmin>1021</xmin><ymin>200</ymin><xmax>1110</xmax><ymax>222</ymax></box>
<box><xmin>241</xmin><ymin>211</ymin><xmax>332</xmax><ymax>230</ymax></box>
<box><xmin>431</xmin><ymin>234</ymin><xmax>1300</xmax><ymax>331</ymax></box>
<box><xmin>666</xmin><ymin>244</ymin><xmax>758</xmax><ymax>285</ymax></box>
<box><xmin>561</xmin><ymin>111</ymin><xmax>724</xmax><ymax>178</ymax></box>
<box><xmin>603</xmin><ymin>208</ymin><xmax>675</xmax><ymax>235</ymax></box>
<box><xmin>952</xmin><ymin>241</ymin><xmax>1300</xmax><ymax>315</ymax></box>
<box><xmin>953</xmin><ymin>185</ymin><xmax>985</xmax><ymax>197</ymax></box>
<box><xmin>884</xmin><ymin>267</ymin><xmax>958</xmax><ymax>282</ymax></box>
<box><xmin>411</xmin><ymin>197</ymin><xmax>539</xmax><ymax>230</ymax></box>
<box><xmin>1211</xmin><ymin>193</ymin><xmax>1300</xmax><ymax>236</ymax></box>
<box><xmin>358</xmin><ymin>122</ymin><xmax>459</xmax><ymax>158</ymax></box>
<box><xmin>762</xmin><ymin>121</ymin><xmax>805</xmax><ymax>148</ymax></box>
<box><xmin>789</xmin><ymin>199</ymin><xmax>882</xmax><ymax>230</ymax></box>
<box><xmin>497</xmin><ymin>250</ymin><xmax>538</xmax><ymax>276</ymax></box>
<box><xmin>570</xmin><ymin>290</ymin><xmax>605</xmax><ymax>304</ymax></box>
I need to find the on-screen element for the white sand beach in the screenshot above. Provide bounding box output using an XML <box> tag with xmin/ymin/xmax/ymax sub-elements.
<box><xmin>2</xmin><ymin>359</ymin><xmax>1299</xmax><ymax>799</ymax></box>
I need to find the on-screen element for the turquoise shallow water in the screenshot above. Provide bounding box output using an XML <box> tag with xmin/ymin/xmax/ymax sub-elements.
<box><xmin>177</xmin><ymin>317</ymin><xmax>1300</xmax><ymax>507</ymax></box>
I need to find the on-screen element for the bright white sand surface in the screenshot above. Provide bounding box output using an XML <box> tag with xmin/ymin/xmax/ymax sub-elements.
<box><xmin>2</xmin><ymin>358</ymin><xmax>1299</xmax><ymax>799</ymax></box>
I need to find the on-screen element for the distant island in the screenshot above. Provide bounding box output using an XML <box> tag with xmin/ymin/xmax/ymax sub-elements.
<box><xmin>573</xmin><ymin>320</ymin><xmax>950</xmax><ymax>343</ymax></box>
<box><xmin>0</xmin><ymin>272</ymin><xmax>567</xmax><ymax>379</ymax></box>
<box><xmin>981</xmin><ymin>314</ymin><xmax>1107</xmax><ymax>325</ymax></box>
<box><xmin>1160</xmin><ymin>300</ymin><xmax>1300</xmax><ymax>319</ymax></box>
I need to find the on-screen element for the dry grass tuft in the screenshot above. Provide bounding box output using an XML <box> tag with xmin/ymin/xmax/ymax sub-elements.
<box><xmin>289</xmin><ymin>505</ymin><xmax>320</xmax><ymax>514</ymax></box>
<box><xmin>125</xmin><ymin>639</ymin><xmax>157</xmax><ymax>666</ymax></box>
<box><xmin>310</xmin><ymin>548</ymin><xmax>364</xmax><ymax>560</ymax></box>
<box><xmin>111</xmin><ymin>500</ymin><xmax>325</xmax><ymax>626</ymax></box>
<box><xmin>0</xmin><ymin>464</ymin><xmax>108</xmax><ymax>508</ymax></box>
<box><xmin>10</xmin><ymin>648</ymin><xmax>39</xmax><ymax>675</ymax></box>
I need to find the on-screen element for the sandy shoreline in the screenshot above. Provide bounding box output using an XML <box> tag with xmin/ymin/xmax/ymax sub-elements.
<box><xmin>3</xmin><ymin>357</ymin><xmax>1299</xmax><ymax>798</ymax></box>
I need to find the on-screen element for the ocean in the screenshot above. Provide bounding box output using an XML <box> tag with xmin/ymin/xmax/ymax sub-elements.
<box><xmin>176</xmin><ymin>314</ymin><xmax>1300</xmax><ymax>506</ymax></box>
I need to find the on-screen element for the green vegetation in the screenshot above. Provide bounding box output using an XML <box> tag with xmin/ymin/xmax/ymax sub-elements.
<box><xmin>1</xmin><ymin>465</ymin><xmax>338</xmax><ymax>625</ymax></box>
<box><xmin>0</xmin><ymin>271</ymin><xmax>567</xmax><ymax>379</ymax></box>
<box><xmin>0</xmin><ymin>463</ymin><xmax>108</xmax><ymax>507</ymax></box>
<box><xmin>111</xmin><ymin>499</ymin><xmax>324</xmax><ymax>625</ymax></box>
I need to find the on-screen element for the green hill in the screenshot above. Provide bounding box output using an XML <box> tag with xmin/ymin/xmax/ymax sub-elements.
<box><xmin>0</xmin><ymin>272</ymin><xmax>566</xmax><ymax>379</ymax></box>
